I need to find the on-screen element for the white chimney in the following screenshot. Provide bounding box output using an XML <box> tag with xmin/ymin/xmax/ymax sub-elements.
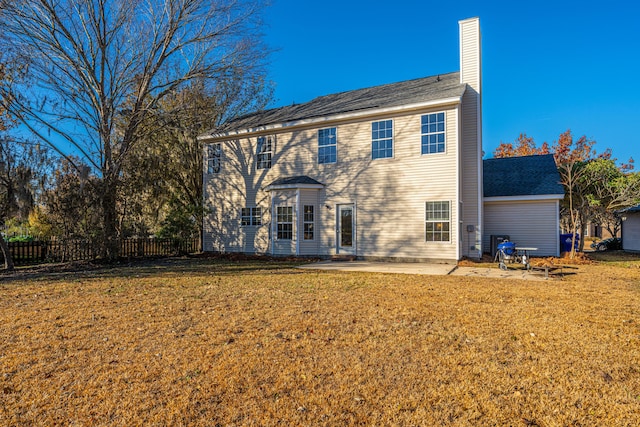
<box><xmin>459</xmin><ymin>17</ymin><xmax>482</xmax><ymax>95</ymax></box>
<box><xmin>458</xmin><ymin>17</ymin><xmax>483</xmax><ymax>259</ymax></box>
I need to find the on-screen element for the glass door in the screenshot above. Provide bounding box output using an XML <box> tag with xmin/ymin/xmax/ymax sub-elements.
<box><xmin>337</xmin><ymin>204</ymin><xmax>355</xmax><ymax>255</ymax></box>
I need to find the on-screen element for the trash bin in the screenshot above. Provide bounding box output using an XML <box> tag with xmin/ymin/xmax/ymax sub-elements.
<box><xmin>560</xmin><ymin>233</ymin><xmax>580</xmax><ymax>253</ymax></box>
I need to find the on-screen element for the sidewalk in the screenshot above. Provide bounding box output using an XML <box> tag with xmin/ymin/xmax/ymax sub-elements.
<box><xmin>298</xmin><ymin>261</ymin><xmax>549</xmax><ymax>281</ymax></box>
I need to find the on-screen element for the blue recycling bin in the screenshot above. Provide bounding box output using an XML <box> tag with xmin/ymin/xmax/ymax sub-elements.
<box><xmin>560</xmin><ymin>233</ymin><xmax>580</xmax><ymax>252</ymax></box>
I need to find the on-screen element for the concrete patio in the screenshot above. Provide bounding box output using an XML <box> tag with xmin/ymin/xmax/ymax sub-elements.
<box><xmin>298</xmin><ymin>260</ymin><xmax>551</xmax><ymax>281</ymax></box>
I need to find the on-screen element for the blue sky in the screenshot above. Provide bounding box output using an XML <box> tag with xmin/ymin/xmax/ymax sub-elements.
<box><xmin>262</xmin><ymin>0</ymin><xmax>639</xmax><ymax>163</ymax></box>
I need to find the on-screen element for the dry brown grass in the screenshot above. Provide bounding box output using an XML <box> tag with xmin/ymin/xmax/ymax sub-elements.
<box><xmin>1</xmin><ymin>256</ymin><xmax>639</xmax><ymax>426</ymax></box>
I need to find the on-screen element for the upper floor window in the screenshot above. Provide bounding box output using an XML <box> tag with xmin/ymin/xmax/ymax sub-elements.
<box><xmin>276</xmin><ymin>206</ymin><xmax>293</xmax><ymax>240</ymax></box>
<box><xmin>425</xmin><ymin>201</ymin><xmax>450</xmax><ymax>242</ymax></box>
<box><xmin>256</xmin><ymin>136</ymin><xmax>274</xmax><ymax>169</ymax></box>
<box><xmin>207</xmin><ymin>143</ymin><xmax>221</xmax><ymax>174</ymax></box>
<box><xmin>421</xmin><ymin>112</ymin><xmax>445</xmax><ymax>154</ymax></box>
<box><xmin>318</xmin><ymin>127</ymin><xmax>337</xmax><ymax>164</ymax></box>
<box><xmin>241</xmin><ymin>207</ymin><xmax>262</xmax><ymax>226</ymax></box>
<box><xmin>372</xmin><ymin>119</ymin><xmax>393</xmax><ymax>159</ymax></box>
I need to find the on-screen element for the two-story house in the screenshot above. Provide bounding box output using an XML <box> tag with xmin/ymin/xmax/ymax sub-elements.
<box><xmin>199</xmin><ymin>18</ymin><xmax>484</xmax><ymax>261</ymax></box>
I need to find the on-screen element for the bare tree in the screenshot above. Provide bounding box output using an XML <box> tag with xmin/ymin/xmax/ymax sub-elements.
<box><xmin>0</xmin><ymin>0</ymin><xmax>269</xmax><ymax>259</ymax></box>
<box><xmin>120</xmin><ymin>76</ymin><xmax>272</xmax><ymax>245</ymax></box>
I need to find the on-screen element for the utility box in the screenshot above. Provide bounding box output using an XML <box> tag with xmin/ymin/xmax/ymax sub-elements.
<box><xmin>490</xmin><ymin>235</ymin><xmax>510</xmax><ymax>257</ymax></box>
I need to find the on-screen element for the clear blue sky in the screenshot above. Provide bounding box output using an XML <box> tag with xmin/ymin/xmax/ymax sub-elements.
<box><xmin>262</xmin><ymin>0</ymin><xmax>639</xmax><ymax>163</ymax></box>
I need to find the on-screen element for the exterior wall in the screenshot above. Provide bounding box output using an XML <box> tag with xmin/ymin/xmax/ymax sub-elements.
<box><xmin>622</xmin><ymin>213</ymin><xmax>640</xmax><ymax>251</ymax></box>
<box><xmin>459</xmin><ymin>17</ymin><xmax>483</xmax><ymax>258</ymax></box>
<box><xmin>203</xmin><ymin>105</ymin><xmax>461</xmax><ymax>261</ymax></box>
<box><xmin>483</xmin><ymin>199</ymin><xmax>561</xmax><ymax>257</ymax></box>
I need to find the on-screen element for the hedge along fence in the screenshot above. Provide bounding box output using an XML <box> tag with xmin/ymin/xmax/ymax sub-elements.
<box><xmin>1</xmin><ymin>238</ymin><xmax>200</xmax><ymax>266</ymax></box>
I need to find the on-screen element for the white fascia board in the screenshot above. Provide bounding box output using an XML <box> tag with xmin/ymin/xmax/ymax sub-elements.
<box><xmin>198</xmin><ymin>96</ymin><xmax>463</xmax><ymax>141</ymax></box>
<box><xmin>264</xmin><ymin>183</ymin><xmax>324</xmax><ymax>192</ymax></box>
<box><xmin>484</xmin><ymin>194</ymin><xmax>565</xmax><ymax>203</ymax></box>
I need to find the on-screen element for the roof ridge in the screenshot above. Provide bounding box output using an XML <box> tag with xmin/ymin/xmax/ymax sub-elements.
<box><xmin>308</xmin><ymin>71</ymin><xmax>460</xmax><ymax>102</ymax></box>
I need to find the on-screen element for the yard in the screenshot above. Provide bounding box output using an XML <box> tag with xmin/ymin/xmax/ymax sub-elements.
<box><xmin>1</xmin><ymin>254</ymin><xmax>639</xmax><ymax>426</ymax></box>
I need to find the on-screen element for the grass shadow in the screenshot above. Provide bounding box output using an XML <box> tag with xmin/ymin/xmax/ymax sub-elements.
<box><xmin>0</xmin><ymin>255</ymin><xmax>312</xmax><ymax>286</ymax></box>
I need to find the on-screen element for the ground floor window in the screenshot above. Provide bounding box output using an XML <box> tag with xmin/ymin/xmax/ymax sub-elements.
<box><xmin>276</xmin><ymin>206</ymin><xmax>293</xmax><ymax>240</ymax></box>
<box><xmin>426</xmin><ymin>201</ymin><xmax>450</xmax><ymax>242</ymax></box>
<box><xmin>241</xmin><ymin>207</ymin><xmax>262</xmax><ymax>226</ymax></box>
<box><xmin>303</xmin><ymin>205</ymin><xmax>314</xmax><ymax>240</ymax></box>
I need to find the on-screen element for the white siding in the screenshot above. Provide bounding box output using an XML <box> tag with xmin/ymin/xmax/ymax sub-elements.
<box><xmin>299</xmin><ymin>190</ymin><xmax>320</xmax><ymax>255</ymax></box>
<box><xmin>483</xmin><ymin>200</ymin><xmax>560</xmax><ymax>257</ymax></box>
<box><xmin>203</xmin><ymin>106</ymin><xmax>461</xmax><ymax>261</ymax></box>
<box><xmin>622</xmin><ymin>213</ymin><xmax>640</xmax><ymax>251</ymax></box>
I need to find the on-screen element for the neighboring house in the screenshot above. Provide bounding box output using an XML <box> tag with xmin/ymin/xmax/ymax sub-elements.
<box><xmin>583</xmin><ymin>223</ymin><xmax>613</xmax><ymax>240</ymax></box>
<box><xmin>619</xmin><ymin>204</ymin><xmax>640</xmax><ymax>252</ymax></box>
<box><xmin>199</xmin><ymin>18</ymin><xmax>483</xmax><ymax>262</ymax></box>
<box><xmin>482</xmin><ymin>154</ymin><xmax>564</xmax><ymax>257</ymax></box>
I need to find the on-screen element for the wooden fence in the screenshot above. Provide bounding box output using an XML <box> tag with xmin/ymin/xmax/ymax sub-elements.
<box><xmin>2</xmin><ymin>238</ymin><xmax>200</xmax><ymax>266</ymax></box>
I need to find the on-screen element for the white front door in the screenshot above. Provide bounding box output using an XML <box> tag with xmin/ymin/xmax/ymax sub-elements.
<box><xmin>337</xmin><ymin>204</ymin><xmax>355</xmax><ymax>255</ymax></box>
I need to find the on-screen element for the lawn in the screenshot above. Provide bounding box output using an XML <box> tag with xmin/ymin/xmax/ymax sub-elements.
<box><xmin>1</xmin><ymin>255</ymin><xmax>639</xmax><ymax>426</ymax></box>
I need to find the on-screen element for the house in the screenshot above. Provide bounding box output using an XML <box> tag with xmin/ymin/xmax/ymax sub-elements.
<box><xmin>199</xmin><ymin>18</ymin><xmax>483</xmax><ymax>262</ymax></box>
<box><xmin>200</xmin><ymin>17</ymin><xmax>565</xmax><ymax>261</ymax></box>
<box><xmin>619</xmin><ymin>204</ymin><xmax>640</xmax><ymax>252</ymax></box>
<box><xmin>483</xmin><ymin>154</ymin><xmax>564</xmax><ymax>257</ymax></box>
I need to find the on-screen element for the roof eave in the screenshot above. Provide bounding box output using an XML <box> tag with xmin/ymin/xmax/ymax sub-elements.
<box><xmin>264</xmin><ymin>183</ymin><xmax>324</xmax><ymax>192</ymax></box>
<box><xmin>198</xmin><ymin>95</ymin><xmax>464</xmax><ymax>141</ymax></box>
<box><xmin>484</xmin><ymin>194</ymin><xmax>565</xmax><ymax>202</ymax></box>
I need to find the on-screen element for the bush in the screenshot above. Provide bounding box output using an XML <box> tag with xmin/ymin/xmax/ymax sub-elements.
<box><xmin>8</xmin><ymin>235</ymin><xmax>34</xmax><ymax>243</ymax></box>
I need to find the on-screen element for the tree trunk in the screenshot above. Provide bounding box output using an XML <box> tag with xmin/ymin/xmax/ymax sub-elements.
<box><xmin>101</xmin><ymin>180</ymin><xmax>120</xmax><ymax>260</ymax></box>
<box><xmin>578</xmin><ymin>221</ymin><xmax>587</xmax><ymax>252</ymax></box>
<box><xmin>0</xmin><ymin>235</ymin><xmax>15</xmax><ymax>271</ymax></box>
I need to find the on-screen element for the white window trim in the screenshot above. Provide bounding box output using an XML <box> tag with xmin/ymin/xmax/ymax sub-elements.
<box><xmin>371</xmin><ymin>119</ymin><xmax>394</xmax><ymax>160</ymax></box>
<box><xmin>318</xmin><ymin>127</ymin><xmax>338</xmax><ymax>165</ymax></box>
<box><xmin>420</xmin><ymin>111</ymin><xmax>447</xmax><ymax>156</ymax></box>
<box><xmin>425</xmin><ymin>200</ymin><xmax>452</xmax><ymax>243</ymax></box>
<box><xmin>207</xmin><ymin>143</ymin><xmax>221</xmax><ymax>174</ymax></box>
<box><xmin>276</xmin><ymin>206</ymin><xmax>293</xmax><ymax>240</ymax></box>
<box><xmin>303</xmin><ymin>205</ymin><xmax>315</xmax><ymax>240</ymax></box>
<box><xmin>241</xmin><ymin>207</ymin><xmax>262</xmax><ymax>227</ymax></box>
<box><xmin>256</xmin><ymin>136</ymin><xmax>275</xmax><ymax>170</ymax></box>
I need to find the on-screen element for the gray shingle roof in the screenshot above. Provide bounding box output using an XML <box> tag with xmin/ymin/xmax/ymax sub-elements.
<box><xmin>267</xmin><ymin>176</ymin><xmax>324</xmax><ymax>187</ymax></box>
<box><xmin>483</xmin><ymin>154</ymin><xmax>564</xmax><ymax>198</ymax></box>
<box><xmin>220</xmin><ymin>72</ymin><xmax>465</xmax><ymax>133</ymax></box>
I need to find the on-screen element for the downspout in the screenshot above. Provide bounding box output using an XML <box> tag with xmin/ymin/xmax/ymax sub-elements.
<box><xmin>455</xmin><ymin>104</ymin><xmax>462</xmax><ymax>260</ymax></box>
<box><xmin>270</xmin><ymin>192</ymin><xmax>275</xmax><ymax>256</ymax></box>
<box><xmin>555</xmin><ymin>199</ymin><xmax>561</xmax><ymax>256</ymax></box>
<box><xmin>202</xmin><ymin>144</ymin><xmax>207</xmax><ymax>253</ymax></box>
<box><xmin>295</xmin><ymin>189</ymin><xmax>301</xmax><ymax>256</ymax></box>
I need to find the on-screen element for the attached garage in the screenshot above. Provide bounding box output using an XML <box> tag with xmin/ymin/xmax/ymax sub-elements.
<box><xmin>482</xmin><ymin>154</ymin><xmax>564</xmax><ymax>257</ymax></box>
